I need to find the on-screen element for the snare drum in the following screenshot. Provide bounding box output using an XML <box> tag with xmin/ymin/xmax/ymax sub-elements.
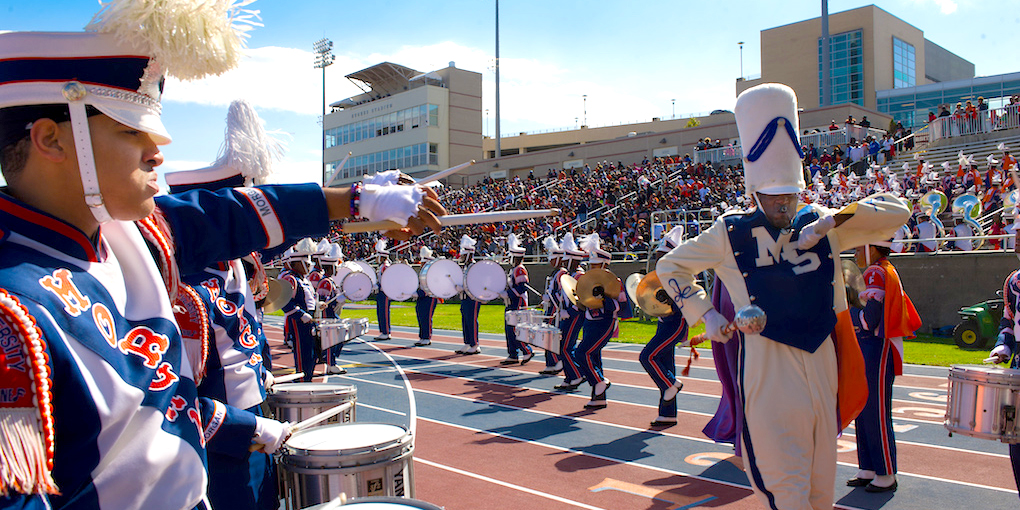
<box><xmin>464</xmin><ymin>260</ymin><xmax>507</xmax><ymax>302</ymax></box>
<box><xmin>280</xmin><ymin>423</ymin><xmax>415</xmax><ymax>509</ymax></box>
<box><xmin>343</xmin><ymin>318</ymin><xmax>369</xmax><ymax>339</ymax></box>
<box><xmin>380</xmin><ymin>263</ymin><xmax>419</xmax><ymax>301</ymax></box>
<box><xmin>946</xmin><ymin>364</ymin><xmax>1020</xmax><ymax>443</ymax></box>
<box><xmin>267</xmin><ymin>383</ymin><xmax>357</xmax><ymax>425</ymax></box>
<box><xmin>317</xmin><ymin>319</ymin><xmax>349</xmax><ymax>350</ymax></box>
<box><xmin>418</xmin><ymin>258</ymin><xmax>462</xmax><ymax>299</ymax></box>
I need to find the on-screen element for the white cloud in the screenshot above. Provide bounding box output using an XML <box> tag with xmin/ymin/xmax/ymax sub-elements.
<box><xmin>906</xmin><ymin>0</ymin><xmax>958</xmax><ymax>14</ymax></box>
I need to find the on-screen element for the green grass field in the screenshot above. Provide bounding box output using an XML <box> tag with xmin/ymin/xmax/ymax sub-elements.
<box><xmin>273</xmin><ymin>303</ymin><xmax>991</xmax><ymax>367</ymax></box>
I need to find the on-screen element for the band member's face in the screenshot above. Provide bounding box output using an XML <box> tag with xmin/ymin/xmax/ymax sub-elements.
<box><xmin>756</xmin><ymin>192</ymin><xmax>798</xmax><ymax>230</ymax></box>
<box><xmin>289</xmin><ymin>260</ymin><xmax>309</xmax><ymax>276</ymax></box>
<box><xmin>87</xmin><ymin>115</ymin><xmax>165</xmax><ymax>221</ymax></box>
<box><xmin>854</xmin><ymin>245</ymin><xmax>869</xmax><ymax>269</ymax></box>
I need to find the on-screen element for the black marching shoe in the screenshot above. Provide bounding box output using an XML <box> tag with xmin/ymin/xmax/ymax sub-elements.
<box><xmin>846</xmin><ymin>478</ymin><xmax>874</xmax><ymax>487</ymax></box>
<box><xmin>584</xmin><ymin>381</ymin><xmax>611</xmax><ymax>409</ymax></box>
<box><xmin>553</xmin><ymin>379</ymin><xmax>583</xmax><ymax>391</ymax></box>
<box><xmin>499</xmin><ymin>358</ymin><xmax>519</xmax><ymax>366</ymax></box>
<box><xmin>865</xmin><ymin>480</ymin><xmax>897</xmax><ymax>493</ymax></box>
<box><xmin>520</xmin><ymin>352</ymin><xmax>534</xmax><ymax>365</ymax></box>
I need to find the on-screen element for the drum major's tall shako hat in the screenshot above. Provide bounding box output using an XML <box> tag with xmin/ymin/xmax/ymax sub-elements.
<box><xmin>459</xmin><ymin>234</ymin><xmax>476</xmax><ymax>257</ymax></box>
<box><xmin>656</xmin><ymin>225</ymin><xmax>685</xmax><ymax>253</ymax></box>
<box><xmin>506</xmin><ymin>233</ymin><xmax>526</xmax><ymax>256</ymax></box>
<box><xmin>0</xmin><ymin>0</ymin><xmax>259</xmax><ymax>224</ymax></box>
<box><xmin>735</xmin><ymin>83</ymin><xmax>805</xmax><ymax>196</ymax></box>
<box><xmin>165</xmin><ymin>99</ymin><xmax>284</xmax><ymax>193</ymax></box>
<box><xmin>561</xmin><ymin>232</ymin><xmax>585</xmax><ymax>261</ymax></box>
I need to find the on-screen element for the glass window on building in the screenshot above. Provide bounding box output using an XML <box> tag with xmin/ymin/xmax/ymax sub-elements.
<box><xmin>818</xmin><ymin>29</ymin><xmax>864</xmax><ymax>106</ymax></box>
<box><xmin>893</xmin><ymin>37</ymin><xmax>915</xmax><ymax>89</ymax></box>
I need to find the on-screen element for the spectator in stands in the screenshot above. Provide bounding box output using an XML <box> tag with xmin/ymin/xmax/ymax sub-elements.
<box><xmin>860</xmin><ymin>116</ymin><xmax>871</xmax><ymax>129</ymax></box>
<box><xmin>939</xmin><ymin>105</ymin><xmax>951</xmax><ymax>118</ymax></box>
<box><xmin>929</xmin><ymin>111</ymin><xmax>937</xmax><ymax>123</ymax></box>
<box><xmin>829</xmin><ymin>119</ymin><xmax>840</xmax><ymax>131</ymax></box>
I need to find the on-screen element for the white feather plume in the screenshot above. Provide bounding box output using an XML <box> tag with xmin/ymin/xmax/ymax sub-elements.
<box><xmin>86</xmin><ymin>0</ymin><xmax>261</xmax><ymax>81</ymax></box>
<box><xmin>543</xmin><ymin>236</ymin><xmax>560</xmax><ymax>254</ymax></box>
<box><xmin>215</xmin><ymin>99</ymin><xmax>287</xmax><ymax>184</ymax></box>
<box><xmin>578</xmin><ymin>233</ymin><xmax>600</xmax><ymax>254</ymax></box>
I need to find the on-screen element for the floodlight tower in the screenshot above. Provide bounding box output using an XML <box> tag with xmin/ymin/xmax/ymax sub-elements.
<box><xmin>313</xmin><ymin>38</ymin><xmax>335</xmax><ymax>185</ymax></box>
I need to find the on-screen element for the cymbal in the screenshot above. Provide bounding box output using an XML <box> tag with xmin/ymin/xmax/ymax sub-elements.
<box><xmin>262</xmin><ymin>278</ymin><xmax>291</xmax><ymax>313</ymax></box>
<box><xmin>559</xmin><ymin>273</ymin><xmax>580</xmax><ymax>307</ymax></box>
<box><xmin>624</xmin><ymin>273</ymin><xmax>643</xmax><ymax>309</ymax></box>
<box><xmin>576</xmin><ymin>268</ymin><xmax>620</xmax><ymax>309</ymax></box>
<box><xmin>634</xmin><ymin>270</ymin><xmax>674</xmax><ymax>317</ymax></box>
<box><xmin>841</xmin><ymin>259</ymin><xmax>865</xmax><ymax>309</ymax></box>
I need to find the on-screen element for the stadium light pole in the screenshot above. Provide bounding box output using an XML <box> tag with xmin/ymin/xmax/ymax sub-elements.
<box><xmin>313</xmin><ymin>37</ymin><xmax>335</xmax><ymax>186</ymax></box>
<box><xmin>494</xmin><ymin>0</ymin><xmax>501</xmax><ymax>161</ymax></box>
<box><xmin>671</xmin><ymin>99</ymin><xmax>675</xmax><ymax>119</ymax></box>
<box><xmin>583</xmin><ymin>94</ymin><xmax>587</xmax><ymax>127</ymax></box>
<box><xmin>738</xmin><ymin>41</ymin><xmax>744</xmax><ymax>78</ymax></box>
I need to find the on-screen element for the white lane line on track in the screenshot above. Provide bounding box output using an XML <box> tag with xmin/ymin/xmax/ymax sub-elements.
<box><xmin>349</xmin><ymin>350</ymin><xmax>954</xmax><ymax>426</ymax></box>
<box><xmin>334</xmin><ymin>353</ymin><xmax>1001</xmax><ymax>448</ymax></box>
<box><xmin>412</xmin><ymin>400</ymin><xmax>1018</xmax><ymax>496</ymax></box>
<box><xmin>414</xmin><ymin>457</ymin><xmax>610</xmax><ymax>510</ymax></box>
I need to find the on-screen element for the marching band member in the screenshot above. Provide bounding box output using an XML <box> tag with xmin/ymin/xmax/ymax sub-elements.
<box><xmin>551</xmin><ymin>233</ymin><xmax>585</xmax><ymax>391</ymax></box>
<box><xmin>414</xmin><ymin>246</ymin><xmax>440</xmax><ymax>346</ymax></box>
<box><xmin>0</xmin><ymin>4</ymin><xmax>445</xmax><ymax>506</ymax></box>
<box><xmin>307</xmin><ymin>238</ymin><xmax>328</xmax><ymax>287</ymax></box>
<box><xmin>639</xmin><ymin>226</ymin><xmax>690</xmax><ymax>426</ymax></box>
<box><xmin>990</xmin><ymin>227</ymin><xmax>1020</xmax><ymax>499</ymax></box>
<box><xmin>501</xmin><ymin>233</ymin><xmax>534</xmax><ymax>365</ymax></box>
<box><xmin>320</xmin><ymin>243</ymin><xmax>348</xmax><ymax>375</ymax></box>
<box><xmin>539</xmin><ymin>236</ymin><xmax>565</xmax><ymax>374</ymax></box>
<box><xmin>573</xmin><ymin>234</ymin><xmax>621</xmax><ymax>408</ymax></box>
<box><xmin>848</xmin><ymin>238</ymin><xmax>921</xmax><ymax>493</ymax></box>
<box><xmin>163</xmin><ymin>99</ymin><xmax>292</xmax><ymax>509</ymax></box>
<box><xmin>656</xmin><ymin>83</ymin><xmax>908</xmax><ymax>510</ymax></box>
<box><xmin>455</xmin><ymin>235</ymin><xmax>482</xmax><ymax>355</ymax></box>
<box><xmin>374</xmin><ymin>239</ymin><xmax>393</xmax><ymax>340</ymax></box>
<box><xmin>281</xmin><ymin>239</ymin><xmax>319</xmax><ymax>382</ymax></box>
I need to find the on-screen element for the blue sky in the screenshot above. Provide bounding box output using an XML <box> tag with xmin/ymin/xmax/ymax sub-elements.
<box><xmin>2</xmin><ymin>0</ymin><xmax>1016</xmax><ymax>188</ymax></box>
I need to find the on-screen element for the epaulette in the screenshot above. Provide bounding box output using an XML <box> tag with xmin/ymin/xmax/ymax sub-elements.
<box><xmin>0</xmin><ymin>289</ymin><xmax>59</xmax><ymax>496</ymax></box>
<box><xmin>173</xmin><ymin>284</ymin><xmax>210</xmax><ymax>384</ymax></box>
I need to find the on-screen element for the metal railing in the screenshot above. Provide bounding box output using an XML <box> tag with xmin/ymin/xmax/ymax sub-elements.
<box><xmin>928</xmin><ymin>105</ymin><xmax>1020</xmax><ymax>142</ymax></box>
<box><xmin>692</xmin><ymin>126</ymin><xmax>889</xmax><ymax>166</ymax></box>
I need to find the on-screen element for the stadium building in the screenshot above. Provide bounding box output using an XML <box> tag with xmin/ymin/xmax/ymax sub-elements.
<box><xmin>322</xmin><ymin>62</ymin><xmax>482</xmax><ymax>185</ymax></box>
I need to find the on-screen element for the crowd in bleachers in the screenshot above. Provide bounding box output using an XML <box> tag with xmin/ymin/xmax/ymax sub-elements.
<box><xmin>327</xmin><ymin>156</ymin><xmax>745</xmax><ymax>262</ymax></box>
<box><xmin>318</xmin><ymin>134</ymin><xmax>1018</xmax><ymax>266</ymax></box>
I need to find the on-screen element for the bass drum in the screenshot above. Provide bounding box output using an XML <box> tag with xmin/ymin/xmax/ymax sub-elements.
<box><xmin>418</xmin><ymin>258</ymin><xmax>462</xmax><ymax>299</ymax></box>
<box><xmin>380</xmin><ymin>263</ymin><xmax>419</xmax><ymax>301</ymax></box>
<box><xmin>464</xmin><ymin>259</ymin><xmax>507</xmax><ymax>302</ymax></box>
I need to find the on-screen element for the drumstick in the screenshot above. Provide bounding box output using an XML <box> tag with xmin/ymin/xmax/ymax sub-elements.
<box><xmin>417</xmin><ymin>159</ymin><xmax>475</xmax><ymax>185</ymax></box>
<box><xmin>984</xmin><ymin>356</ymin><xmax>1004</xmax><ymax>364</ymax></box>
<box><xmin>271</xmin><ymin>372</ymin><xmax>305</xmax><ymax>385</ymax></box>
<box><xmin>324</xmin><ymin>152</ymin><xmax>353</xmax><ymax>187</ymax></box>
<box><xmin>342</xmin><ymin>208</ymin><xmax>561</xmax><ymax>234</ymax></box>
<box><xmin>249</xmin><ymin>402</ymin><xmax>354</xmax><ymax>452</ymax></box>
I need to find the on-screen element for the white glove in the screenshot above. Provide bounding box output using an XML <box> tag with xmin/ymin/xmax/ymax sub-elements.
<box><xmin>360</xmin><ymin>184</ymin><xmax>424</xmax><ymax>227</ymax></box>
<box><xmin>253</xmin><ymin>416</ymin><xmax>292</xmax><ymax>454</ymax></box>
<box><xmin>991</xmin><ymin>344</ymin><xmax>1012</xmax><ymax>362</ymax></box>
<box><xmin>264</xmin><ymin>371</ymin><xmax>275</xmax><ymax>390</ymax></box>
<box><xmin>701</xmin><ymin>308</ymin><xmax>731</xmax><ymax>344</ymax></box>
<box><xmin>300</xmin><ymin>312</ymin><xmax>313</xmax><ymax>324</ymax></box>
<box><xmin>363</xmin><ymin>170</ymin><xmax>403</xmax><ymax>186</ymax></box>
<box><xmin>797</xmin><ymin>214</ymin><xmax>836</xmax><ymax>250</ymax></box>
